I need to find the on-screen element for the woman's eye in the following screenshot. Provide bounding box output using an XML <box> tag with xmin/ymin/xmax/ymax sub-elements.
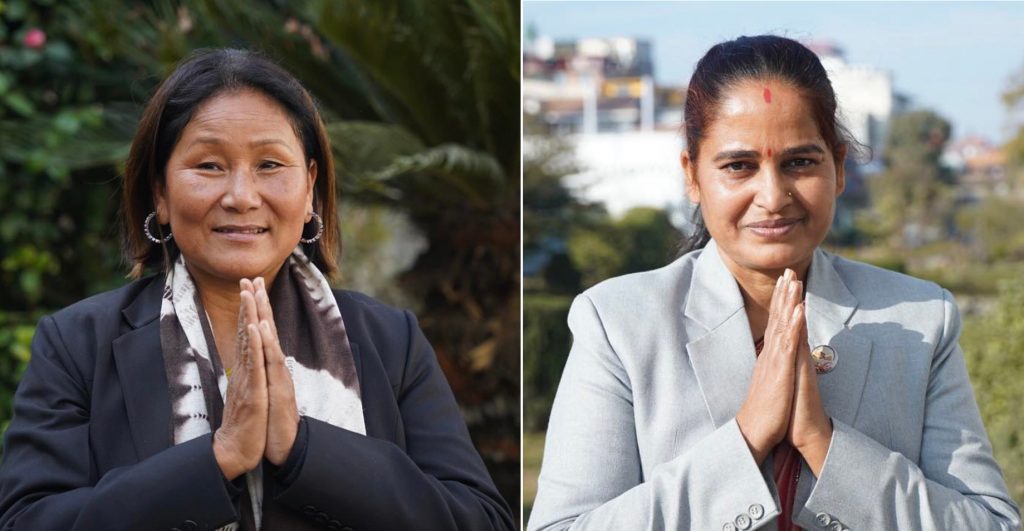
<box><xmin>196</xmin><ymin>162</ymin><xmax>220</xmax><ymax>171</ymax></box>
<box><xmin>259</xmin><ymin>160</ymin><xmax>283</xmax><ymax>170</ymax></box>
<box><xmin>785</xmin><ymin>158</ymin><xmax>816</xmax><ymax>169</ymax></box>
<box><xmin>723</xmin><ymin>161</ymin><xmax>753</xmax><ymax>172</ymax></box>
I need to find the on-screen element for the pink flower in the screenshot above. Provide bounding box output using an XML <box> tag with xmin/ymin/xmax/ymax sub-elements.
<box><xmin>23</xmin><ymin>28</ymin><xmax>46</xmax><ymax>49</ymax></box>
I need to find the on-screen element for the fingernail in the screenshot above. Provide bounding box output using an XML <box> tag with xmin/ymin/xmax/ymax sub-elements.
<box><xmin>261</xmin><ymin>321</ymin><xmax>270</xmax><ymax>331</ymax></box>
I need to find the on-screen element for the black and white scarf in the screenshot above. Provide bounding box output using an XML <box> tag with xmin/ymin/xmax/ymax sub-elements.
<box><xmin>159</xmin><ymin>247</ymin><xmax>365</xmax><ymax>529</ymax></box>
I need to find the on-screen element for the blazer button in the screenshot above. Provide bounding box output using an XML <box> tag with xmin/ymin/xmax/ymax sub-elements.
<box><xmin>815</xmin><ymin>512</ymin><xmax>832</xmax><ymax>527</ymax></box>
<box><xmin>327</xmin><ymin>522</ymin><xmax>339</xmax><ymax>530</ymax></box>
<box><xmin>735</xmin><ymin>513</ymin><xmax>752</xmax><ymax>530</ymax></box>
<box><xmin>302</xmin><ymin>505</ymin><xmax>317</xmax><ymax>515</ymax></box>
<box><xmin>182</xmin><ymin>521</ymin><xmax>198</xmax><ymax>531</ymax></box>
<box><xmin>748</xmin><ymin>503</ymin><xmax>765</xmax><ymax>520</ymax></box>
<box><xmin>827</xmin><ymin>522</ymin><xmax>843</xmax><ymax>531</ymax></box>
<box><xmin>316</xmin><ymin>512</ymin><xmax>329</xmax><ymax>523</ymax></box>
<box><xmin>722</xmin><ymin>523</ymin><xmax>736</xmax><ymax>531</ymax></box>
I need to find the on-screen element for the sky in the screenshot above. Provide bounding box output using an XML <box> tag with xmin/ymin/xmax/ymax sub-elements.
<box><xmin>523</xmin><ymin>1</ymin><xmax>1024</xmax><ymax>143</ymax></box>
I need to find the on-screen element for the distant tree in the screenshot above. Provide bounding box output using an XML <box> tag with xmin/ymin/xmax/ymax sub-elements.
<box><xmin>955</xmin><ymin>197</ymin><xmax>1024</xmax><ymax>261</ymax></box>
<box><xmin>862</xmin><ymin>110</ymin><xmax>954</xmax><ymax>250</ymax></box>
<box><xmin>568</xmin><ymin>207</ymin><xmax>682</xmax><ymax>290</ymax></box>
<box><xmin>1003</xmin><ymin>61</ymin><xmax>1024</xmax><ymax>173</ymax></box>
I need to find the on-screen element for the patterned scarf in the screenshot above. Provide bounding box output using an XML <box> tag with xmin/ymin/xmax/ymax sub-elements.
<box><xmin>159</xmin><ymin>247</ymin><xmax>365</xmax><ymax>529</ymax></box>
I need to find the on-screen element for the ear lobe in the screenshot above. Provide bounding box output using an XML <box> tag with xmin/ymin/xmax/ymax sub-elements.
<box><xmin>681</xmin><ymin>152</ymin><xmax>701</xmax><ymax>204</ymax></box>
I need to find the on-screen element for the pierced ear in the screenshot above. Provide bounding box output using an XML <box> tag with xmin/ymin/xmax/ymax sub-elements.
<box><xmin>681</xmin><ymin>152</ymin><xmax>701</xmax><ymax>204</ymax></box>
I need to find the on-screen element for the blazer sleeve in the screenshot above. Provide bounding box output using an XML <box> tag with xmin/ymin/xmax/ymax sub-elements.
<box><xmin>0</xmin><ymin>315</ymin><xmax>241</xmax><ymax>530</ymax></box>
<box><xmin>267</xmin><ymin>309</ymin><xmax>515</xmax><ymax>531</ymax></box>
<box><xmin>528</xmin><ymin>294</ymin><xmax>780</xmax><ymax>531</ymax></box>
<box><xmin>795</xmin><ymin>289</ymin><xmax>1022</xmax><ymax>530</ymax></box>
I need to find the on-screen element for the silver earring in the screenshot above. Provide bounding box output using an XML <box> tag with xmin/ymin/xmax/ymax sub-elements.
<box><xmin>300</xmin><ymin>212</ymin><xmax>324</xmax><ymax>244</ymax></box>
<box><xmin>144</xmin><ymin>212</ymin><xmax>172</xmax><ymax>244</ymax></box>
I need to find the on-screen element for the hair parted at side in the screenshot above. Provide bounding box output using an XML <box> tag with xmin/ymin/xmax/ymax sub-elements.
<box><xmin>679</xmin><ymin>35</ymin><xmax>862</xmax><ymax>255</ymax></box>
<box><xmin>122</xmin><ymin>48</ymin><xmax>340</xmax><ymax>279</ymax></box>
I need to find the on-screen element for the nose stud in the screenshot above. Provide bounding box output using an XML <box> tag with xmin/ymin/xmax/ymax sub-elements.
<box><xmin>787</xmin><ymin>192</ymin><xmax>793</xmax><ymax>197</ymax></box>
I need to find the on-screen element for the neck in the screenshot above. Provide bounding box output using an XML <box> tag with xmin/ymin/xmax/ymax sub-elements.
<box><xmin>721</xmin><ymin>254</ymin><xmax>812</xmax><ymax>340</ymax></box>
<box><xmin>185</xmin><ymin>263</ymin><xmax>282</xmax><ymax>333</ymax></box>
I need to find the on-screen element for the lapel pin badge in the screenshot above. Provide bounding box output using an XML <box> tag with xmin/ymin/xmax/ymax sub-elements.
<box><xmin>811</xmin><ymin>345</ymin><xmax>837</xmax><ymax>374</ymax></box>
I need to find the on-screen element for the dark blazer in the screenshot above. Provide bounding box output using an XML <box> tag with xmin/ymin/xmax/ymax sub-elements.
<box><xmin>0</xmin><ymin>274</ymin><xmax>514</xmax><ymax>531</ymax></box>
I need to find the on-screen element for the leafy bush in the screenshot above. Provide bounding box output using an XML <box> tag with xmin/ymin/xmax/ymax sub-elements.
<box><xmin>523</xmin><ymin>294</ymin><xmax>572</xmax><ymax>432</ymax></box>
<box><xmin>961</xmin><ymin>280</ymin><xmax>1024</xmax><ymax>506</ymax></box>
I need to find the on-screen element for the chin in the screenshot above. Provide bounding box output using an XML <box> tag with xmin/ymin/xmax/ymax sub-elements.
<box><xmin>742</xmin><ymin>243</ymin><xmax>814</xmax><ymax>273</ymax></box>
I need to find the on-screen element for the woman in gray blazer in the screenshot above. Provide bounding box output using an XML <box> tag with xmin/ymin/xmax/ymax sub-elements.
<box><xmin>528</xmin><ymin>35</ymin><xmax>1021</xmax><ymax>531</ymax></box>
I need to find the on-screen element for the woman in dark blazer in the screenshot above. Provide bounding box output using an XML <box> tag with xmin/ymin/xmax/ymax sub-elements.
<box><xmin>0</xmin><ymin>49</ymin><xmax>513</xmax><ymax>531</ymax></box>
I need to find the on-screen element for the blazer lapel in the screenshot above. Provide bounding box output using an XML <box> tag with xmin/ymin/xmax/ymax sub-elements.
<box><xmin>805</xmin><ymin>249</ymin><xmax>873</xmax><ymax>428</ymax></box>
<box><xmin>112</xmin><ymin>277</ymin><xmax>173</xmax><ymax>461</ymax></box>
<box><xmin>683</xmin><ymin>243</ymin><xmax>873</xmax><ymax>431</ymax></box>
<box><xmin>684</xmin><ymin>240</ymin><xmax>756</xmax><ymax>428</ymax></box>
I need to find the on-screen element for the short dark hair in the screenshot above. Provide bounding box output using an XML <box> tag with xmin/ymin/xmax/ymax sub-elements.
<box><xmin>680</xmin><ymin>35</ymin><xmax>859</xmax><ymax>254</ymax></box>
<box><xmin>123</xmin><ymin>48</ymin><xmax>340</xmax><ymax>278</ymax></box>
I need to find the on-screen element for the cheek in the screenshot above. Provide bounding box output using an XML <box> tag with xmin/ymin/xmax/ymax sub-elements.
<box><xmin>166</xmin><ymin>177</ymin><xmax>217</xmax><ymax>223</ymax></box>
<box><xmin>701</xmin><ymin>180</ymin><xmax>753</xmax><ymax>227</ymax></box>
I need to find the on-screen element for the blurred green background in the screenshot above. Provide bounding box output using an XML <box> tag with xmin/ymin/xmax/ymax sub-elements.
<box><xmin>0</xmin><ymin>0</ymin><xmax>521</xmax><ymax>517</ymax></box>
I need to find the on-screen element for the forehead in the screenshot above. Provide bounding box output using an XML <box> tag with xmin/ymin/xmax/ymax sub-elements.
<box><xmin>182</xmin><ymin>89</ymin><xmax>300</xmax><ymax>142</ymax></box>
<box><xmin>701</xmin><ymin>80</ymin><xmax>824</xmax><ymax>154</ymax></box>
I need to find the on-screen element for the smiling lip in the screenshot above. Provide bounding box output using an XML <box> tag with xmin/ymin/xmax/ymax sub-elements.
<box><xmin>213</xmin><ymin>225</ymin><xmax>269</xmax><ymax>241</ymax></box>
<box><xmin>747</xmin><ymin>217</ymin><xmax>803</xmax><ymax>239</ymax></box>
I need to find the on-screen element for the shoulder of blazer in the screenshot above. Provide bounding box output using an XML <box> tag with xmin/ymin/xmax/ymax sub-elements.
<box><xmin>576</xmin><ymin>250</ymin><xmax>701</xmax><ymax>328</ymax></box>
<box><xmin>49</xmin><ymin>275</ymin><xmax>162</xmax><ymax>329</ymax></box>
<box><xmin>825</xmin><ymin>250</ymin><xmax>947</xmax><ymax>304</ymax></box>
<box><xmin>34</xmin><ymin>275</ymin><xmax>162</xmax><ymax>391</ymax></box>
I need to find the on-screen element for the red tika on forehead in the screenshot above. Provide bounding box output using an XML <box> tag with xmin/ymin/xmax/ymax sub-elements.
<box><xmin>763</xmin><ymin>87</ymin><xmax>772</xmax><ymax>104</ymax></box>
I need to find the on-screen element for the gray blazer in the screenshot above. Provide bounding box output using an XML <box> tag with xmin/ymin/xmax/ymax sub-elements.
<box><xmin>528</xmin><ymin>240</ymin><xmax>1021</xmax><ymax>531</ymax></box>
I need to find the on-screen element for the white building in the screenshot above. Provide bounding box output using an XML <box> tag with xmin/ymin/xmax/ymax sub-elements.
<box><xmin>561</xmin><ymin>131</ymin><xmax>688</xmax><ymax>224</ymax></box>
<box><xmin>809</xmin><ymin>41</ymin><xmax>906</xmax><ymax>167</ymax></box>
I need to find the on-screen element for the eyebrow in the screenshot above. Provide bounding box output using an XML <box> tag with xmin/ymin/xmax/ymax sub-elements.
<box><xmin>711</xmin><ymin>143</ymin><xmax>826</xmax><ymax>162</ymax></box>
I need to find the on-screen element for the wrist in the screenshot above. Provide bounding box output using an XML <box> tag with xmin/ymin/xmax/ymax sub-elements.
<box><xmin>213</xmin><ymin>433</ymin><xmax>247</xmax><ymax>481</ymax></box>
<box><xmin>795</xmin><ymin>421</ymin><xmax>833</xmax><ymax>477</ymax></box>
<box><xmin>735</xmin><ymin>415</ymin><xmax>773</xmax><ymax>466</ymax></box>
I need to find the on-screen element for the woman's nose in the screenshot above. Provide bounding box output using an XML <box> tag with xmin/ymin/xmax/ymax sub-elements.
<box><xmin>754</xmin><ymin>167</ymin><xmax>793</xmax><ymax>212</ymax></box>
<box><xmin>220</xmin><ymin>168</ymin><xmax>262</xmax><ymax>211</ymax></box>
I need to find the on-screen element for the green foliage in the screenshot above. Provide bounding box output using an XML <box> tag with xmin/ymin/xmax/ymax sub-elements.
<box><xmin>568</xmin><ymin>207</ymin><xmax>682</xmax><ymax>290</ymax></box>
<box><xmin>1003</xmin><ymin>61</ymin><xmax>1024</xmax><ymax>171</ymax></box>
<box><xmin>863</xmin><ymin>110</ymin><xmax>954</xmax><ymax>249</ymax></box>
<box><xmin>523</xmin><ymin>294</ymin><xmax>572</xmax><ymax>432</ymax></box>
<box><xmin>955</xmin><ymin>197</ymin><xmax>1024</xmax><ymax>262</ymax></box>
<box><xmin>962</xmin><ymin>281</ymin><xmax>1024</xmax><ymax>504</ymax></box>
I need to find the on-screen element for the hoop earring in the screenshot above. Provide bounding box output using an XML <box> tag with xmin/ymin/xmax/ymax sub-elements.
<box><xmin>144</xmin><ymin>212</ymin><xmax>173</xmax><ymax>244</ymax></box>
<box><xmin>300</xmin><ymin>212</ymin><xmax>324</xmax><ymax>244</ymax></box>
